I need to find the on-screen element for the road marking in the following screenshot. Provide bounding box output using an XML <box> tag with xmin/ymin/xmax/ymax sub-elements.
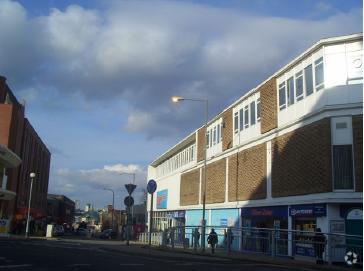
<box><xmin>120</xmin><ymin>263</ymin><xmax>145</xmax><ymax>266</ymax></box>
<box><xmin>0</xmin><ymin>264</ymin><xmax>32</xmax><ymax>269</ymax></box>
<box><xmin>67</xmin><ymin>264</ymin><xmax>91</xmax><ymax>267</ymax></box>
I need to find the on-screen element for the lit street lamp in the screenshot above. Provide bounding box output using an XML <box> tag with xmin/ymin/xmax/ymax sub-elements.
<box><xmin>171</xmin><ymin>96</ymin><xmax>208</xmax><ymax>252</ymax></box>
<box><xmin>104</xmin><ymin>188</ymin><xmax>115</xmax><ymax>230</ymax></box>
<box><xmin>25</xmin><ymin>172</ymin><xmax>36</xmax><ymax>238</ymax></box>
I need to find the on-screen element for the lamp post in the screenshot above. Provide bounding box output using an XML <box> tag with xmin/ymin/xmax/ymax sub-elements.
<box><xmin>25</xmin><ymin>172</ymin><xmax>36</xmax><ymax>238</ymax></box>
<box><xmin>104</xmin><ymin>188</ymin><xmax>115</xmax><ymax>230</ymax></box>
<box><xmin>171</xmin><ymin>96</ymin><xmax>208</xmax><ymax>252</ymax></box>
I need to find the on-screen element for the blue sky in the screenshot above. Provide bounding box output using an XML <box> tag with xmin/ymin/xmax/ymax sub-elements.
<box><xmin>0</xmin><ymin>0</ymin><xmax>362</xmax><ymax>209</ymax></box>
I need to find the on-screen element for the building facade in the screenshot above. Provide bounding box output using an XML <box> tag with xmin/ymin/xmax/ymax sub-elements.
<box><xmin>47</xmin><ymin>194</ymin><xmax>75</xmax><ymax>226</ymax></box>
<box><xmin>0</xmin><ymin>76</ymin><xmax>51</xmax><ymax>233</ymax></box>
<box><xmin>147</xmin><ymin>34</ymin><xmax>363</xmax><ymax>256</ymax></box>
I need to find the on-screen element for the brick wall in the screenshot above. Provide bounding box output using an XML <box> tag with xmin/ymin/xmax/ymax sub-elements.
<box><xmin>228</xmin><ymin>143</ymin><xmax>267</xmax><ymax>201</ymax></box>
<box><xmin>271</xmin><ymin>118</ymin><xmax>332</xmax><ymax>197</ymax></box>
<box><xmin>260</xmin><ymin>77</ymin><xmax>277</xmax><ymax>134</ymax></box>
<box><xmin>222</xmin><ymin>108</ymin><xmax>233</xmax><ymax>151</ymax></box>
<box><xmin>353</xmin><ymin>115</ymin><xmax>363</xmax><ymax>192</ymax></box>
<box><xmin>196</xmin><ymin>127</ymin><xmax>206</xmax><ymax>162</ymax></box>
<box><xmin>0</xmin><ymin>105</ymin><xmax>13</xmax><ymax>146</ymax></box>
<box><xmin>0</xmin><ymin>76</ymin><xmax>6</xmax><ymax>103</ymax></box>
<box><xmin>180</xmin><ymin>169</ymin><xmax>200</xmax><ymax>206</ymax></box>
<box><xmin>201</xmin><ymin>159</ymin><xmax>226</xmax><ymax>204</ymax></box>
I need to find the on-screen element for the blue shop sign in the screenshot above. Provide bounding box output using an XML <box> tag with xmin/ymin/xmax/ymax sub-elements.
<box><xmin>241</xmin><ymin>206</ymin><xmax>288</xmax><ymax>217</ymax></box>
<box><xmin>157</xmin><ymin>189</ymin><xmax>168</xmax><ymax>209</ymax></box>
<box><xmin>289</xmin><ymin>204</ymin><xmax>326</xmax><ymax>217</ymax></box>
<box><xmin>220</xmin><ymin>218</ymin><xmax>228</xmax><ymax>226</ymax></box>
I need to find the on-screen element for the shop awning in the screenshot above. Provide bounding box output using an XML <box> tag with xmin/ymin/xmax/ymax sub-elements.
<box><xmin>0</xmin><ymin>144</ymin><xmax>21</xmax><ymax>168</ymax></box>
<box><xmin>0</xmin><ymin>188</ymin><xmax>16</xmax><ymax>200</ymax></box>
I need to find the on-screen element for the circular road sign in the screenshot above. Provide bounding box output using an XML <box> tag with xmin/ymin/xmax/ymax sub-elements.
<box><xmin>124</xmin><ymin>196</ymin><xmax>134</xmax><ymax>207</ymax></box>
<box><xmin>147</xmin><ymin>179</ymin><xmax>157</xmax><ymax>194</ymax></box>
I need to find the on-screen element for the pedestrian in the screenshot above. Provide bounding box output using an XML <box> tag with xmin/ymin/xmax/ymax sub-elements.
<box><xmin>314</xmin><ymin>228</ymin><xmax>326</xmax><ymax>264</ymax></box>
<box><xmin>193</xmin><ymin>228</ymin><xmax>201</xmax><ymax>248</ymax></box>
<box><xmin>207</xmin><ymin>228</ymin><xmax>218</xmax><ymax>254</ymax></box>
<box><xmin>227</xmin><ymin>228</ymin><xmax>234</xmax><ymax>251</ymax></box>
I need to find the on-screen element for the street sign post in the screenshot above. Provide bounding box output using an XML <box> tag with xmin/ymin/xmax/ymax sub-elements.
<box><xmin>125</xmin><ymin>184</ymin><xmax>137</xmax><ymax>195</ymax></box>
<box><xmin>124</xmin><ymin>183</ymin><xmax>137</xmax><ymax>246</ymax></box>
<box><xmin>124</xmin><ymin>196</ymin><xmax>134</xmax><ymax>207</ymax></box>
<box><xmin>147</xmin><ymin>179</ymin><xmax>157</xmax><ymax>248</ymax></box>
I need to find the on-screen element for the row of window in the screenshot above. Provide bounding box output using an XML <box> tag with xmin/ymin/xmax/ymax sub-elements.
<box><xmin>279</xmin><ymin>57</ymin><xmax>324</xmax><ymax>110</ymax></box>
<box><xmin>234</xmin><ymin>99</ymin><xmax>261</xmax><ymax>134</ymax></box>
<box><xmin>156</xmin><ymin>144</ymin><xmax>196</xmax><ymax>177</ymax></box>
<box><xmin>206</xmin><ymin>123</ymin><xmax>222</xmax><ymax>148</ymax></box>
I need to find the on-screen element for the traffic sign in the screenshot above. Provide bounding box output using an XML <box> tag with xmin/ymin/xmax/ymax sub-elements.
<box><xmin>147</xmin><ymin>179</ymin><xmax>157</xmax><ymax>194</ymax></box>
<box><xmin>125</xmin><ymin>183</ymin><xmax>137</xmax><ymax>195</ymax></box>
<box><xmin>124</xmin><ymin>196</ymin><xmax>134</xmax><ymax>207</ymax></box>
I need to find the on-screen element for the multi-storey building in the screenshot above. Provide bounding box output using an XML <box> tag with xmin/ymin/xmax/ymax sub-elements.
<box><xmin>0</xmin><ymin>76</ymin><xmax>51</xmax><ymax>233</ymax></box>
<box><xmin>147</xmin><ymin>34</ymin><xmax>363</xmax><ymax>256</ymax></box>
<box><xmin>47</xmin><ymin>194</ymin><xmax>75</xmax><ymax>226</ymax></box>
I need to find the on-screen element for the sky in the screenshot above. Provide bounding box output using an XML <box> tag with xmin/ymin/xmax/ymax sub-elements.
<box><xmin>0</xmin><ymin>0</ymin><xmax>362</xmax><ymax>210</ymax></box>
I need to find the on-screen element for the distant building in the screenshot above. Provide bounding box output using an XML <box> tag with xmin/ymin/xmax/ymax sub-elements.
<box><xmin>47</xmin><ymin>194</ymin><xmax>75</xmax><ymax>225</ymax></box>
<box><xmin>0</xmin><ymin>76</ymin><xmax>51</xmax><ymax>233</ymax></box>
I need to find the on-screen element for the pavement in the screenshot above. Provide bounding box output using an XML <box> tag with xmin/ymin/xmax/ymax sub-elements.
<box><xmin>0</xmin><ymin>236</ymin><xmax>358</xmax><ymax>271</ymax></box>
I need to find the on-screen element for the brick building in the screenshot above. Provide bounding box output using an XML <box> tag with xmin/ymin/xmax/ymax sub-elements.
<box><xmin>0</xmin><ymin>76</ymin><xmax>51</xmax><ymax>232</ymax></box>
<box><xmin>47</xmin><ymin>194</ymin><xmax>75</xmax><ymax>226</ymax></box>
<box><xmin>147</xmin><ymin>34</ymin><xmax>363</xmax><ymax>257</ymax></box>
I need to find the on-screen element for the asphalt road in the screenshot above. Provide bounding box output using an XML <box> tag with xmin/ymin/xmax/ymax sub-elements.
<box><xmin>0</xmin><ymin>239</ymin><xmax>317</xmax><ymax>271</ymax></box>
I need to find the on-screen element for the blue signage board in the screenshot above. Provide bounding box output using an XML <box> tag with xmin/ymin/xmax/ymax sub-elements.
<box><xmin>147</xmin><ymin>179</ymin><xmax>157</xmax><ymax>194</ymax></box>
<box><xmin>220</xmin><ymin>218</ymin><xmax>228</xmax><ymax>226</ymax></box>
<box><xmin>241</xmin><ymin>206</ymin><xmax>288</xmax><ymax>217</ymax></box>
<box><xmin>295</xmin><ymin>245</ymin><xmax>315</xmax><ymax>257</ymax></box>
<box><xmin>156</xmin><ymin>189</ymin><xmax>168</xmax><ymax>209</ymax></box>
<box><xmin>289</xmin><ymin>204</ymin><xmax>326</xmax><ymax>217</ymax></box>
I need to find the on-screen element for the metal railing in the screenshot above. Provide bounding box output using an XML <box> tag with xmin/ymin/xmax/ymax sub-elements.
<box><xmin>137</xmin><ymin>226</ymin><xmax>362</xmax><ymax>266</ymax></box>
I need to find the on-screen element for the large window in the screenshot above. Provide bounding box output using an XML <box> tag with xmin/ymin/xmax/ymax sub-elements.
<box><xmin>279</xmin><ymin>82</ymin><xmax>286</xmax><ymax>110</ymax></box>
<box><xmin>287</xmin><ymin>77</ymin><xmax>295</xmax><ymax>105</ymax></box>
<box><xmin>295</xmin><ymin>71</ymin><xmax>303</xmax><ymax>101</ymax></box>
<box><xmin>250</xmin><ymin>101</ymin><xmax>256</xmax><ymax>125</ymax></box>
<box><xmin>244</xmin><ymin>106</ymin><xmax>249</xmax><ymax>129</ymax></box>
<box><xmin>315</xmin><ymin>57</ymin><xmax>324</xmax><ymax>90</ymax></box>
<box><xmin>333</xmin><ymin>145</ymin><xmax>354</xmax><ymax>190</ymax></box>
<box><xmin>304</xmin><ymin>64</ymin><xmax>313</xmax><ymax>96</ymax></box>
<box><xmin>234</xmin><ymin>112</ymin><xmax>239</xmax><ymax>134</ymax></box>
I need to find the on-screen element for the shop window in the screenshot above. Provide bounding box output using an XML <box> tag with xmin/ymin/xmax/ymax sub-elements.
<box><xmin>304</xmin><ymin>64</ymin><xmax>313</xmax><ymax>96</ymax></box>
<box><xmin>287</xmin><ymin>76</ymin><xmax>295</xmax><ymax>106</ymax></box>
<box><xmin>279</xmin><ymin>82</ymin><xmax>286</xmax><ymax>110</ymax></box>
<box><xmin>315</xmin><ymin>57</ymin><xmax>324</xmax><ymax>91</ymax></box>
<box><xmin>333</xmin><ymin>145</ymin><xmax>354</xmax><ymax>190</ymax></box>
<box><xmin>250</xmin><ymin>101</ymin><xmax>256</xmax><ymax>125</ymax></box>
<box><xmin>295</xmin><ymin>71</ymin><xmax>303</xmax><ymax>101</ymax></box>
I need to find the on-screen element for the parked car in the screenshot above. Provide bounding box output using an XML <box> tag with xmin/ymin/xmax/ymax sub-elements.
<box><xmin>53</xmin><ymin>225</ymin><xmax>64</xmax><ymax>236</ymax></box>
<box><xmin>100</xmin><ymin>229</ymin><xmax>117</xmax><ymax>239</ymax></box>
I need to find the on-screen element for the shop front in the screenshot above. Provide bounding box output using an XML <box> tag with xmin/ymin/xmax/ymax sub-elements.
<box><xmin>289</xmin><ymin>203</ymin><xmax>326</xmax><ymax>258</ymax></box>
<box><xmin>241</xmin><ymin>206</ymin><xmax>288</xmax><ymax>255</ymax></box>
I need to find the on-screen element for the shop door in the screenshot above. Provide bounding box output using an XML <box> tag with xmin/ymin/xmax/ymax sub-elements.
<box><xmin>345</xmin><ymin>209</ymin><xmax>362</xmax><ymax>254</ymax></box>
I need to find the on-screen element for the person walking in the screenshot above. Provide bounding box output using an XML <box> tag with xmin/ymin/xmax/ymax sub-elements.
<box><xmin>193</xmin><ymin>228</ymin><xmax>201</xmax><ymax>248</ymax></box>
<box><xmin>314</xmin><ymin>228</ymin><xmax>326</xmax><ymax>264</ymax></box>
<box><xmin>207</xmin><ymin>228</ymin><xmax>218</xmax><ymax>254</ymax></box>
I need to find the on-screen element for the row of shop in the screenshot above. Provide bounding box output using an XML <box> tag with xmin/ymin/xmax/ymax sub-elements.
<box><xmin>151</xmin><ymin>203</ymin><xmax>362</xmax><ymax>259</ymax></box>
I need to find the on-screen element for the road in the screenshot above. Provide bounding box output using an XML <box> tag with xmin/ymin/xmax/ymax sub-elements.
<box><xmin>0</xmin><ymin>239</ymin><xmax>318</xmax><ymax>271</ymax></box>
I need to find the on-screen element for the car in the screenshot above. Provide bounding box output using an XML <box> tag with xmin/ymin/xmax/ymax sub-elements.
<box><xmin>100</xmin><ymin>229</ymin><xmax>117</xmax><ymax>239</ymax></box>
<box><xmin>53</xmin><ymin>225</ymin><xmax>64</xmax><ymax>236</ymax></box>
<box><xmin>76</xmin><ymin>228</ymin><xmax>89</xmax><ymax>236</ymax></box>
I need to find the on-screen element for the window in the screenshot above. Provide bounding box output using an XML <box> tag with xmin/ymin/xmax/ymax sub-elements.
<box><xmin>239</xmin><ymin>108</ymin><xmax>244</xmax><ymax>131</ymax></box>
<box><xmin>287</xmin><ymin>77</ymin><xmax>295</xmax><ymax>106</ymax></box>
<box><xmin>234</xmin><ymin>112</ymin><xmax>239</xmax><ymax>134</ymax></box>
<box><xmin>315</xmin><ymin>57</ymin><xmax>324</xmax><ymax>90</ymax></box>
<box><xmin>244</xmin><ymin>106</ymin><xmax>249</xmax><ymax>128</ymax></box>
<box><xmin>206</xmin><ymin>131</ymin><xmax>210</xmax><ymax>148</ymax></box>
<box><xmin>304</xmin><ymin>64</ymin><xmax>313</xmax><ymax>96</ymax></box>
<box><xmin>333</xmin><ymin>145</ymin><xmax>354</xmax><ymax>190</ymax></box>
<box><xmin>279</xmin><ymin>82</ymin><xmax>286</xmax><ymax>110</ymax></box>
<box><xmin>219</xmin><ymin>124</ymin><xmax>222</xmax><ymax>141</ymax></box>
<box><xmin>295</xmin><ymin>71</ymin><xmax>303</xmax><ymax>101</ymax></box>
<box><xmin>213</xmin><ymin>127</ymin><xmax>217</xmax><ymax>145</ymax></box>
<box><xmin>257</xmin><ymin>99</ymin><xmax>261</xmax><ymax>122</ymax></box>
<box><xmin>250</xmin><ymin>101</ymin><xmax>256</xmax><ymax>125</ymax></box>
<box><xmin>216</xmin><ymin>124</ymin><xmax>220</xmax><ymax>143</ymax></box>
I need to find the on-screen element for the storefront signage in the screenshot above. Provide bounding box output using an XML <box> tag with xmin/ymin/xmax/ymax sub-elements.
<box><xmin>289</xmin><ymin>204</ymin><xmax>326</xmax><ymax>217</ymax></box>
<box><xmin>295</xmin><ymin>245</ymin><xmax>315</xmax><ymax>257</ymax></box>
<box><xmin>156</xmin><ymin>189</ymin><xmax>168</xmax><ymax>209</ymax></box>
<box><xmin>220</xmin><ymin>219</ymin><xmax>228</xmax><ymax>226</ymax></box>
<box><xmin>0</xmin><ymin>219</ymin><xmax>9</xmax><ymax>235</ymax></box>
<box><xmin>166</xmin><ymin>210</ymin><xmax>185</xmax><ymax>219</ymax></box>
<box><xmin>242</xmin><ymin>206</ymin><xmax>288</xmax><ymax>217</ymax></box>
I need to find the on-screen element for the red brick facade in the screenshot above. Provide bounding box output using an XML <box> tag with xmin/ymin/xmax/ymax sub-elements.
<box><xmin>260</xmin><ymin>78</ymin><xmax>277</xmax><ymax>134</ymax></box>
<box><xmin>201</xmin><ymin>159</ymin><xmax>226</xmax><ymax>204</ymax></box>
<box><xmin>222</xmin><ymin>108</ymin><xmax>233</xmax><ymax>151</ymax></box>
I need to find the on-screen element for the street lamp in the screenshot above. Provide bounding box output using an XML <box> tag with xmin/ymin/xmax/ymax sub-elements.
<box><xmin>104</xmin><ymin>188</ymin><xmax>115</xmax><ymax>230</ymax></box>
<box><xmin>171</xmin><ymin>95</ymin><xmax>208</xmax><ymax>252</ymax></box>
<box><xmin>25</xmin><ymin>172</ymin><xmax>36</xmax><ymax>238</ymax></box>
